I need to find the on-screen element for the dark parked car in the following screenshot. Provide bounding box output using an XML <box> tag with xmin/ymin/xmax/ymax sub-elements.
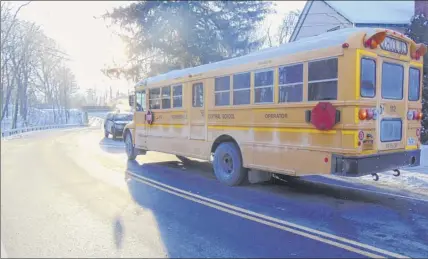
<box><xmin>104</xmin><ymin>112</ymin><xmax>133</xmax><ymax>140</ymax></box>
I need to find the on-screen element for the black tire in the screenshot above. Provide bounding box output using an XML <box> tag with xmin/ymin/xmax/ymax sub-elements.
<box><xmin>112</xmin><ymin>127</ymin><xmax>117</xmax><ymax>140</ymax></box>
<box><xmin>176</xmin><ymin>155</ymin><xmax>192</xmax><ymax>164</ymax></box>
<box><xmin>213</xmin><ymin>142</ymin><xmax>247</xmax><ymax>186</ymax></box>
<box><xmin>124</xmin><ymin>131</ymin><xmax>137</xmax><ymax>161</ymax></box>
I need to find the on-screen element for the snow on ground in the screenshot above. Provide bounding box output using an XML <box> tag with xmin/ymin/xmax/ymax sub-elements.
<box><xmin>1</xmin><ymin>105</ymin><xmax>85</xmax><ymax>130</ymax></box>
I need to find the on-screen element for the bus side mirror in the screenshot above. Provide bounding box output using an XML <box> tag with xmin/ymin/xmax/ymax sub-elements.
<box><xmin>128</xmin><ymin>94</ymin><xmax>135</xmax><ymax>107</ymax></box>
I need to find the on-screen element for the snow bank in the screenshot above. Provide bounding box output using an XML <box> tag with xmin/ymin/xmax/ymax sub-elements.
<box><xmin>1</xmin><ymin>105</ymin><xmax>85</xmax><ymax>130</ymax></box>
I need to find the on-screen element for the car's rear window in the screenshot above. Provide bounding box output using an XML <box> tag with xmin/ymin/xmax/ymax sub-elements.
<box><xmin>114</xmin><ymin>114</ymin><xmax>133</xmax><ymax>121</ymax></box>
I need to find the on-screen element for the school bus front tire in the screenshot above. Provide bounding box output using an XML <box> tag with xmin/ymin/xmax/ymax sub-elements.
<box><xmin>125</xmin><ymin>131</ymin><xmax>137</xmax><ymax>161</ymax></box>
<box><xmin>213</xmin><ymin>142</ymin><xmax>248</xmax><ymax>186</ymax></box>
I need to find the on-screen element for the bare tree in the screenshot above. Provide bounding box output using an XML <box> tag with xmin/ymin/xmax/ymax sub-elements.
<box><xmin>1</xmin><ymin>3</ymin><xmax>80</xmax><ymax>129</ymax></box>
<box><xmin>264</xmin><ymin>10</ymin><xmax>301</xmax><ymax>48</ymax></box>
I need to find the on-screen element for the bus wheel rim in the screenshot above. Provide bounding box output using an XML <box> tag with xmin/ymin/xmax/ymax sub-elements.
<box><xmin>222</xmin><ymin>154</ymin><xmax>233</xmax><ymax>174</ymax></box>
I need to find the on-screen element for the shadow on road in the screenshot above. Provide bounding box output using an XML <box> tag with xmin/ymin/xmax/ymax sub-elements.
<box><xmin>125</xmin><ymin>157</ymin><xmax>403</xmax><ymax>206</ymax></box>
<box><xmin>98</xmin><ymin>137</ymin><xmax>125</xmax><ymax>154</ymax></box>
<box><xmin>118</xmin><ymin>158</ymin><xmax>428</xmax><ymax>258</ymax></box>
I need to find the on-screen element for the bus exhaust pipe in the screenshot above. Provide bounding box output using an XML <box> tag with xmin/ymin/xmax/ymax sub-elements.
<box><xmin>371</xmin><ymin>173</ymin><xmax>379</xmax><ymax>181</ymax></box>
<box><xmin>393</xmin><ymin>169</ymin><xmax>400</xmax><ymax>177</ymax></box>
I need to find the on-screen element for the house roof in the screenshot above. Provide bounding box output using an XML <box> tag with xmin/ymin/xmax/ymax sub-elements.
<box><xmin>325</xmin><ymin>1</ymin><xmax>414</xmax><ymax>25</ymax></box>
<box><xmin>137</xmin><ymin>27</ymin><xmax>375</xmax><ymax>87</ymax></box>
<box><xmin>290</xmin><ymin>0</ymin><xmax>415</xmax><ymax>42</ymax></box>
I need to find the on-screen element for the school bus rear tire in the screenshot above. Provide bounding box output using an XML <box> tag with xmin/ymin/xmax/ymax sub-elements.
<box><xmin>125</xmin><ymin>131</ymin><xmax>137</xmax><ymax>161</ymax></box>
<box><xmin>213</xmin><ymin>142</ymin><xmax>247</xmax><ymax>186</ymax></box>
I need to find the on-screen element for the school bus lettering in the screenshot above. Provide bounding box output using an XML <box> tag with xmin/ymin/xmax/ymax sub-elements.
<box><xmin>265</xmin><ymin>113</ymin><xmax>288</xmax><ymax>119</ymax></box>
<box><xmin>209</xmin><ymin>114</ymin><xmax>235</xmax><ymax>120</ymax></box>
<box><xmin>171</xmin><ymin>114</ymin><xmax>187</xmax><ymax>120</ymax></box>
<box><xmin>125</xmin><ymin>27</ymin><xmax>424</xmax><ymax>187</ymax></box>
<box><xmin>222</xmin><ymin>114</ymin><xmax>235</xmax><ymax>119</ymax></box>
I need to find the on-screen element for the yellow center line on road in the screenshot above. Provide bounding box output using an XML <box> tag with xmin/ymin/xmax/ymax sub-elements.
<box><xmin>126</xmin><ymin>171</ymin><xmax>408</xmax><ymax>259</ymax></box>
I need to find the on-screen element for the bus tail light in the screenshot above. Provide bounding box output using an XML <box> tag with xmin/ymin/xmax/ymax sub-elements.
<box><xmin>416</xmin><ymin>112</ymin><xmax>423</xmax><ymax>121</ymax></box>
<box><xmin>408</xmin><ymin>110</ymin><xmax>423</xmax><ymax>120</ymax></box>
<box><xmin>359</xmin><ymin>109</ymin><xmax>367</xmax><ymax>120</ymax></box>
<box><xmin>358</xmin><ymin>108</ymin><xmax>376</xmax><ymax>120</ymax></box>
<box><xmin>366</xmin><ymin>109</ymin><xmax>374</xmax><ymax>120</ymax></box>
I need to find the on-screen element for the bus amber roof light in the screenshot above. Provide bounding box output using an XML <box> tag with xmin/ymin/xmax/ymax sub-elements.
<box><xmin>412</xmin><ymin>44</ymin><xmax>427</xmax><ymax>60</ymax></box>
<box><xmin>364</xmin><ymin>31</ymin><xmax>386</xmax><ymax>49</ymax></box>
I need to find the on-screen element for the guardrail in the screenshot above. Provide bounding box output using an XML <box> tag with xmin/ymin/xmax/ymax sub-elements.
<box><xmin>1</xmin><ymin>123</ymin><xmax>85</xmax><ymax>138</ymax></box>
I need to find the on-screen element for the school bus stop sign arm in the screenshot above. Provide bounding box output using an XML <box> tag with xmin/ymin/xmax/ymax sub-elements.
<box><xmin>307</xmin><ymin>102</ymin><xmax>340</xmax><ymax>131</ymax></box>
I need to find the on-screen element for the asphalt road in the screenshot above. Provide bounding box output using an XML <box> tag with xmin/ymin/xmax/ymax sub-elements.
<box><xmin>1</xmin><ymin>122</ymin><xmax>428</xmax><ymax>258</ymax></box>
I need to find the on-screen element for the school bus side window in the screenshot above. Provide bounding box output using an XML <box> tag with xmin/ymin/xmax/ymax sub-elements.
<box><xmin>172</xmin><ymin>84</ymin><xmax>183</xmax><ymax>108</ymax></box>
<box><xmin>409</xmin><ymin>67</ymin><xmax>420</xmax><ymax>101</ymax></box>
<box><xmin>161</xmin><ymin>86</ymin><xmax>171</xmax><ymax>109</ymax></box>
<box><xmin>279</xmin><ymin>64</ymin><xmax>303</xmax><ymax>103</ymax></box>
<box><xmin>361</xmin><ymin>58</ymin><xmax>376</xmax><ymax>98</ymax></box>
<box><xmin>149</xmin><ymin>88</ymin><xmax>161</xmax><ymax>109</ymax></box>
<box><xmin>308</xmin><ymin>58</ymin><xmax>338</xmax><ymax>101</ymax></box>
<box><xmin>254</xmin><ymin>69</ymin><xmax>274</xmax><ymax>103</ymax></box>
<box><xmin>215</xmin><ymin>76</ymin><xmax>230</xmax><ymax>106</ymax></box>
<box><xmin>233</xmin><ymin>72</ymin><xmax>250</xmax><ymax>105</ymax></box>
<box><xmin>136</xmin><ymin>91</ymin><xmax>146</xmax><ymax>111</ymax></box>
<box><xmin>192</xmin><ymin>83</ymin><xmax>204</xmax><ymax>107</ymax></box>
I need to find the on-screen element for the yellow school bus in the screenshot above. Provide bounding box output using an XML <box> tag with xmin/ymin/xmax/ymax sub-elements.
<box><xmin>123</xmin><ymin>27</ymin><xmax>426</xmax><ymax>186</ymax></box>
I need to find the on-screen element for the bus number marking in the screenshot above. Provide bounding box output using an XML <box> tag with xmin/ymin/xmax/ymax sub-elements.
<box><xmin>390</xmin><ymin>105</ymin><xmax>396</xmax><ymax>113</ymax></box>
<box><xmin>265</xmin><ymin>113</ymin><xmax>288</xmax><ymax>119</ymax></box>
<box><xmin>385</xmin><ymin>143</ymin><xmax>398</xmax><ymax>149</ymax></box>
<box><xmin>155</xmin><ymin>114</ymin><xmax>163</xmax><ymax>120</ymax></box>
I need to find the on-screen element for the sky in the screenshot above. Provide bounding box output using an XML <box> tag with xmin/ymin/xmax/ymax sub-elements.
<box><xmin>14</xmin><ymin>1</ymin><xmax>306</xmax><ymax>95</ymax></box>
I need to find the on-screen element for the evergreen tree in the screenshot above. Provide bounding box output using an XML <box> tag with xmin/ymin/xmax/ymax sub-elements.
<box><xmin>406</xmin><ymin>13</ymin><xmax>428</xmax><ymax>143</ymax></box>
<box><xmin>103</xmin><ymin>1</ymin><xmax>273</xmax><ymax>81</ymax></box>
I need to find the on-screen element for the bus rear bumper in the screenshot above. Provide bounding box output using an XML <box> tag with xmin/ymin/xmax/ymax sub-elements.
<box><xmin>331</xmin><ymin>149</ymin><xmax>421</xmax><ymax>177</ymax></box>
